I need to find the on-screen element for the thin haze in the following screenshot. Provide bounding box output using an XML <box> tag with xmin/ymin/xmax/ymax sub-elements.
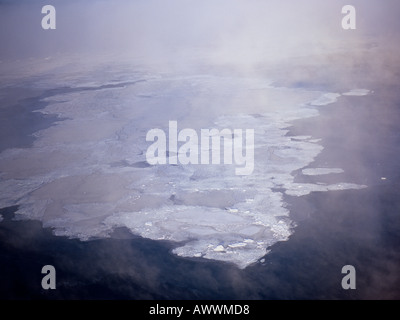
<box><xmin>0</xmin><ymin>0</ymin><xmax>399</xmax><ymax>71</ymax></box>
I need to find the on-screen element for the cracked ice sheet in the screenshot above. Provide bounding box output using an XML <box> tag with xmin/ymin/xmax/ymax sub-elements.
<box><xmin>0</xmin><ymin>69</ymin><xmax>368</xmax><ymax>268</ymax></box>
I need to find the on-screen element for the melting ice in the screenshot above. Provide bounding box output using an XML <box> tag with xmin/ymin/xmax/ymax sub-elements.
<box><xmin>0</xmin><ymin>70</ymin><xmax>368</xmax><ymax>268</ymax></box>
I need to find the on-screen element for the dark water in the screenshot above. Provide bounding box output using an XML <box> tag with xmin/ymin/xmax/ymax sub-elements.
<box><xmin>0</xmin><ymin>76</ymin><xmax>400</xmax><ymax>300</ymax></box>
<box><xmin>1</xmin><ymin>183</ymin><xmax>399</xmax><ymax>300</ymax></box>
<box><xmin>0</xmin><ymin>87</ymin><xmax>61</xmax><ymax>153</ymax></box>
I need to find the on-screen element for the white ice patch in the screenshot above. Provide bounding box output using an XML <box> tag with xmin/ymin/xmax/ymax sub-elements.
<box><xmin>285</xmin><ymin>182</ymin><xmax>365</xmax><ymax>197</ymax></box>
<box><xmin>302</xmin><ymin>168</ymin><xmax>344</xmax><ymax>176</ymax></box>
<box><xmin>0</xmin><ymin>71</ymin><xmax>368</xmax><ymax>268</ymax></box>
<box><xmin>0</xmin><ymin>214</ymin><xmax>3</xmax><ymax>223</ymax></box>
<box><xmin>343</xmin><ymin>89</ymin><xmax>371</xmax><ymax>96</ymax></box>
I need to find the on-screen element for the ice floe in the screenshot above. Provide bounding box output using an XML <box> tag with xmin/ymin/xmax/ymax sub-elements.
<box><xmin>342</xmin><ymin>89</ymin><xmax>371</xmax><ymax>96</ymax></box>
<box><xmin>302</xmin><ymin>168</ymin><xmax>344</xmax><ymax>176</ymax></box>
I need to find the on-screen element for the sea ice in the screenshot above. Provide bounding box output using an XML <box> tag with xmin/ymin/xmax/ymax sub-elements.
<box><xmin>0</xmin><ymin>69</ymin><xmax>369</xmax><ymax>268</ymax></box>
